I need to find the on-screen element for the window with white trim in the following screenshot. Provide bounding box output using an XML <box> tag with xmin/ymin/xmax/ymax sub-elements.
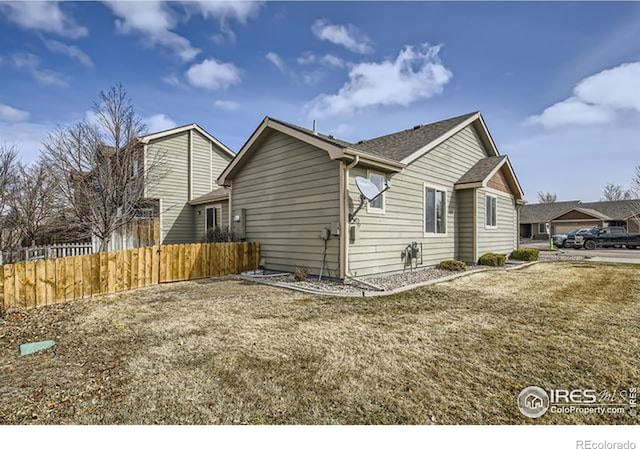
<box><xmin>486</xmin><ymin>194</ymin><xmax>497</xmax><ymax>228</ymax></box>
<box><xmin>206</xmin><ymin>206</ymin><xmax>219</xmax><ymax>231</ymax></box>
<box><xmin>425</xmin><ymin>186</ymin><xmax>446</xmax><ymax>234</ymax></box>
<box><xmin>538</xmin><ymin>223</ymin><xmax>546</xmax><ymax>234</ymax></box>
<box><xmin>368</xmin><ymin>172</ymin><xmax>385</xmax><ymax>211</ymax></box>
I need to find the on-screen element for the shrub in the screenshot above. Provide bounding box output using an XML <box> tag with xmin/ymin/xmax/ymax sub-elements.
<box><xmin>510</xmin><ymin>248</ymin><xmax>539</xmax><ymax>262</ymax></box>
<box><xmin>478</xmin><ymin>252</ymin><xmax>506</xmax><ymax>267</ymax></box>
<box><xmin>204</xmin><ymin>226</ymin><xmax>240</xmax><ymax>243</ymax></box>
<box><xmin>294</xmin><ymin>266</ymin><xmax>310</xmax><ymax>282</ymax></box>
<box><xmin>436</xmin><ymin>259</ymin><xmax>467</xmax><ymax>271</ymax></box>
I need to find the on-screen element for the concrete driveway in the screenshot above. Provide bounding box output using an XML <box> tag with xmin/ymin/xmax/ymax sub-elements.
<box><xmin>520</xmin><ymin>240</ymin><xmax>640</xmax><ymax>264</ymax></box>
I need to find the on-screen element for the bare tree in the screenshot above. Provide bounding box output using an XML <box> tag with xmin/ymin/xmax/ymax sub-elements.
<box><xmin>537</xmin><ymin>191</ymin><xmax>557</xmax><ymax>203</ymax></box>
<box><xmin>0</xmin><ymin>144</ymin><xmax>19</xmax><ymax>248</ymax></box>
<box><xmin>43</xmin><ymin>84</ymin><xmax>164</xmax><ymax>251</ymax></box>
<box><xmin>9</xmin><ymin>160</ymin><xmax>60</xmax><ymax>246</ymax></box>
<box><xmin>627</xmin><ymin>166</ymin><xmax>640</xmax><ymax>230</ymax></box>
<box><xmin>601</xmin><ymin>182</ymin><xmax>631</xmax><ymax>201</ymax></box>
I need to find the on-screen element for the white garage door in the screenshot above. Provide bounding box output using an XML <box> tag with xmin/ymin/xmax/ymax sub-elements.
<box><xmin>552</xmin><ymin>221</ymin><xmax>600</xmax><ymax>234</ymax></box>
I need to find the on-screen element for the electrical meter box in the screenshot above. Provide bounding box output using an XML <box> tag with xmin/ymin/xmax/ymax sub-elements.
<box><xmin>330</xmin><ymin>221</ymin><xmax>340</xmax><ymax>236</ymax></box>
<box><xmin>349</xmin><ymin>224</ymin><xmax>358</xmax><ymax>243</ymax></box>
<box><xmin>232</xmin><ymin>208</ymin><xmax>246</xmax><ymax>240</ymax></box>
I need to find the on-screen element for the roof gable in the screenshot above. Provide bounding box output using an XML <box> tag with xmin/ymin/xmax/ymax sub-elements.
<box><xmin>454</xmin><ymin>155</ymin><xmax>523</xmax><ymax>200</ymax></box>
<box><xmin>140</xmin><ymin>123</ymin><xmax>235</xmax><ymax>159</ymax></box>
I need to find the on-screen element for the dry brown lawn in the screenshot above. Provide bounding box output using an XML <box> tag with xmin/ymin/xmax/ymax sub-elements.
<box><xmin>1</xmin><ymin>262</ymin><xmax>639</xmax><ymax>424</ymax></box>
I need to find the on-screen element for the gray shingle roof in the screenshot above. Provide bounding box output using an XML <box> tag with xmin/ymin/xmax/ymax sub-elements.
<box><xmin>579</xmin><ymin>200</ymin><xmax>640</xmax><ymax>220</ymax></box>
<box><xmin>456</xmin><ymin>156</ymin><xmax>506</xmax><ymax>185</ymax></box>
<box><xmin>519</xmin><ymin>201</ymin><xmax>581</xmax><ymax>223</ymax></box>
<box><xmin>520</xmin><ymin>199</ymin><xmax>640</xmax><ymax>223</ymax></box>
<box><xmin>352</xmin><ymin>112</ymin><xmax>478</xmax><ymax>161</ymax></box>
<box><xmin>269</xmin><ymin>112</ymin><xmax>479</xmax><ymax>163</ymax></box>
<box><xmin>268</xmin><ymin>117</ymin><xmax>352</xmax><ymax>149</ymax></box>
<box><xmin>189</xmin><ymin>187</ymin><xmax>230</xmax><ymax>205</ymax></box>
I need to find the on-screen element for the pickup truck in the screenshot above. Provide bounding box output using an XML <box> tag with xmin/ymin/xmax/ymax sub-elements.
<box><xmin>554</xmin><ymin>227</ymin><xmax>598</xmax><ymax>248</ymax></box>
<box><xmin>577</xmin><ymin>226</ymin><xmax>640</xmax><ymax>250</ymax></box>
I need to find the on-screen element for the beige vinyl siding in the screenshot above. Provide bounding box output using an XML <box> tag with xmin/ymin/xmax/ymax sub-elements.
<box><xmin>145</xmin><ymin>131</ymin><xmax>194</xmax><ymax>243</ymax></box>
<box><xmin>194</xmin><ymin>200</ymin><xmax>229</xmax><ymax>241</ymax></box>
<box><xmin>476</xmin><ymin>188</ymin><xmax>517</xmax><ymax>256</ymax></box>
<box><xmin>455</xmin><ymin>188</ymin><xmax>475</xmax><ymax>263</ymax></box>
<box><xmin>348</xmin><ymin>125</ymin><xmax>489</xmax><ymax>277</ymax></box>
<box><xmin>231</xmin><ymin>131</ymin><xmax>341</xmax><ymax>276</ymax></box>
<box><xmin>191</xmin><ymin>131</ymin><xmax>211</xmax><ymax>198</ymax></box>
<box><xmin>145</xmin><ymin>129</ymin><xmax>233</xmax><ymax>244</ymax></box>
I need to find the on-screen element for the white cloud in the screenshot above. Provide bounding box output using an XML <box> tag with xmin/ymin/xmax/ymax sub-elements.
<box><xmin>527</xmin><ymin>97</ymin><xmax>613</xmax><ymax>128</ymax></box>
<box><xmin>145</xmin><ymin>114</ymin><xmax>177</xmax><ymax>133</ymax></box>
<box><xmin>0</xmin><ymin>103</ymin><xmax>29</xmax><ymax>123</ymax></box>
<box><xmin>186</xmin><ymin>58</ymin><xmax>241</xmax><ymax>90</ymax></box>
<box><xmin>186</xmin><ymin>1</ymin><xmax>262</xmax><ymax>23</ymax></box>
<box><xmin>162</xmin><ymin>74</ymin><xmax>182</xmax><ymax>87</ymax></box>
<box><xmin>104</xmin><ymin>1</ymin><xmax>200</xmax><ymax>62</ymax></box>
<box><xmin>528</xmin><ymin>62</ymin><xmax>640</xmax><ymax>129</ymax></box>
<box><xmin>297</xmin><ymin>52</ymin><xmax>345</xmax><ymax>68</ymax></box>
<box><xmin>2</xmin><ymin>53</ymin><xmax>67</xmax><ymax>86</ymax></box>
<box><xmin>311</xmin><ymin>19</ymin><xmax>373</xmax><ymax>54</ymax></box>
<box><xmin>44</xmin><ymin>39</ymin><xmax>94</xmax><ymax>67</ymax></box>
<box><xmin>307</xmin><ymin>44</ymin><xmax>452</xmax><ymax>118</ymax></box>
<box><xmin>0</xmin><ymin>1</ymin><xmax>87</xmax><ymax>38</ymax></box>
<box><xmin>265</xmin><ymin>52</ymin><xmax>285</xmax><ymax>72</ymax></box>
<box><xmin>213</xmin><ymin>100</ymin><xmax>240</xmax><ymax>111</ymax></box>
<box><xmin>187</xmin><ymin>1</ymin><xmax>263</xmax><ymax>44</ymax></box>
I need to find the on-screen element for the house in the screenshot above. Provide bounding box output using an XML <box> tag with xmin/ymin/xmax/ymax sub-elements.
<box><xmin>96</xmin><ymin>123</ymin><xmax>235</xmax><ymax>250</ymax></box>
<box><xmin>142</xmin><ymin>124</ymin><xmax>235</xmax><ymax>244</ymax></box>
<box><xmin>218</xmin><ymin>112</ymin><xmax>524</xmax><ymax>278</ymax></box>
<box><xmin>520</xmin><ymin>199</ymin><xmax>640</xmax><ymax>239</ymax></box>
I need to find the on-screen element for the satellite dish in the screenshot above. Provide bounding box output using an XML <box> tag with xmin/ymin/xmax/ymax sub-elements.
<box><xmin>355</xmin><ymin>176</ymin><xmax>381</xmax><ymax>202</ymax></box>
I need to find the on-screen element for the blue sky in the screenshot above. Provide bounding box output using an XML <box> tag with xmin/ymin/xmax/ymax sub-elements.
<box><xmin>1</xmin><ymin>1</ymin><xmax>639</xmax><ymax>202</ymax></box>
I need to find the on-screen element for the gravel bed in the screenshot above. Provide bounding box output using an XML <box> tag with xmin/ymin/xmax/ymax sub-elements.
<box><xmin>366</xmin><ymin>265</ymin><xmax>495</xmax><ymax>291</ymax></box>
<box><xmin>246</xmin><ymin>264</ymin><xmax>499</xmax><ymax>294</ymax></box>
<box><xmin>248</xmin><ymin>273</ymin><xmax>378</xmax><ymax>293</ymax></box>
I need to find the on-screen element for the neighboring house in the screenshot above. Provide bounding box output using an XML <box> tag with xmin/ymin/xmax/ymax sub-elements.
<box><xmin>95</xmin><ymin>123</ymin><xmax>235</xmax><ymax>250</ymax></box>
<box><xmin>520</xmin><ymin>199</ymin><xmax>640</xmax><ymax>239</ymax></box>
<box><xmin>142</xmin><ymin>124</ymin><xmax>235</xmax><ymax>244</ymax></box>
<box><xmin>218</xmin><ymin>112</ymin><xmax>524</xmax><ymax>278</ymax></box>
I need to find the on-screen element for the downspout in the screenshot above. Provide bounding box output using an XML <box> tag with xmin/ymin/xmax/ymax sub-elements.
<box><xmin>341</xmin><ymin>156</ymin><xmax>359</xmax><ymax>280</ymax></box>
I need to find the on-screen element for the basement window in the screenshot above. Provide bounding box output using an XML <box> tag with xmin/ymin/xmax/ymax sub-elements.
<box><xmin>486</xmin><ymin>194</ymin><xmax>497</xmax><ymax>228</ymax></box>
<box><xmin>424</xmin><ymin>185</ymin><xmax>447</xmax><ymax>235</ymax></box>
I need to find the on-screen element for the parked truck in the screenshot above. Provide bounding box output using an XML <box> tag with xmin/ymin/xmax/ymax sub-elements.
<box><xmin>577</xmin><ymin>226</ymin><xmax>640</xmax><ymax>250</ymax></box>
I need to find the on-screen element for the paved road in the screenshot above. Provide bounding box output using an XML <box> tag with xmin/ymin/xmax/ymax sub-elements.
<box><xmin>520</xmin><ymin>240</ymin><xmax>640</xmax><ymax>264</ymax></box>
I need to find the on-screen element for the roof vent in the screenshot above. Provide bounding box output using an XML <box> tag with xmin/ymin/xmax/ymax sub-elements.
<box><xmin>357</xmin><ymin>140</ymin><xmax>366</xmax><ymax>144</ymax></box>
<box><xmin>312</xmin><ymin>119</ymin><xmax>318</xmax><ymax>135</ymax></box>
<box><xmin>328</xmin><ymin>135</ymin><xmax>334</xmax><ymax>139</ymax></box>
<box><xmin>413</xmin><ymin>125</ymin><xmax>422</xmax><ymax>130</ymax></box>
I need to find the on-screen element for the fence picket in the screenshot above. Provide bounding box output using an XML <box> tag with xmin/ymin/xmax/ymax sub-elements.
<box><xmin>3</xmin><ymin>263</ymin><xmax>14</xmax><ymax>310</ymax></box>
<box><xmin>0</xmin><ymin>241</ymin><xmax>259</xmax><ymax>311</ymax></box>
<box><xmin>35</xmin><ymin>260</ymin><xmax>47</xmax><ymax>307</ymax></box>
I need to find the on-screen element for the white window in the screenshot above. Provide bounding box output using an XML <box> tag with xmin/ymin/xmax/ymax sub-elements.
<box><xmin>486</xmin><ymin>194</ymin><xmax>497</xmax><ymax>228</ymax></box>
<box><xmin>424</xmin><ymin>185</ymin><xmax>447</xmax><ymax>235</ymax></box>
<box><xmin>367</xmin><ymin>171</ymin><xmax>385</xmax><ymax>212</ymax></box>
<box><xmin>538</xmin><ymin>223</ymin><xmax>547</xmax><ymax>234</ymax></box>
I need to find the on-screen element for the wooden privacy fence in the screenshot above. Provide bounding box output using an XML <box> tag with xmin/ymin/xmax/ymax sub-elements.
<box><xmin>0</xmin><ymin>242</ymin><xmax>259</xmax><ymax>313</ymax></box>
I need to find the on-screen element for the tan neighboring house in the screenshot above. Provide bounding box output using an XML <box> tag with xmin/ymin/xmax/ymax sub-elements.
<box><xmin>218</xmin><ymin>112</ymin><xmax>524</xmax><ymax>278</ymax></box>
<box><xmin>520</xmin><ymin>200</ymin><xmax>640</xmax><ymax>239</ymax></box>
<box><xmin>96</xmin><ymin>123</ymin><xmax>235</xmax><ymax>251</ymax></box>
<box><xmin>142</xmin><ymin>124</ymin><xmax>235</xmax><ymax>244</ymax></box>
